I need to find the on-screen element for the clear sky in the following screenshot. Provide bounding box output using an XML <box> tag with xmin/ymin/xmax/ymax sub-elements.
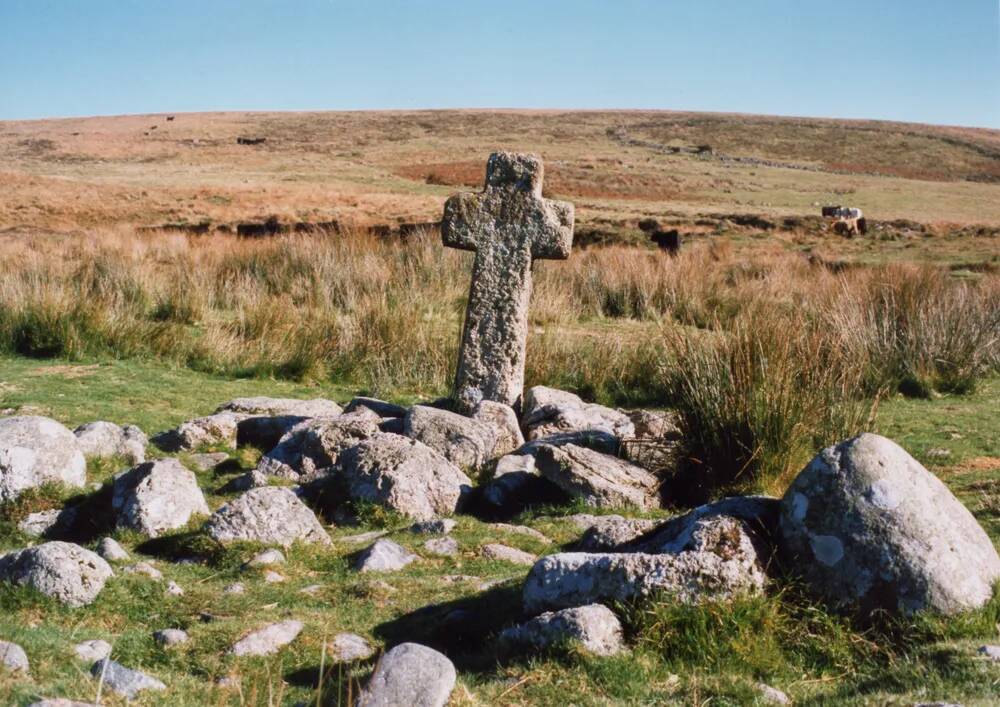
<box><xmin>1</xmin><ymin>0</ymin><xmax>998</xmax><ymax>128</ymax></box>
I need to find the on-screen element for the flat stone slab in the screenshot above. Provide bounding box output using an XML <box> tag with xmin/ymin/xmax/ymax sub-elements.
<box><xmin>90</xmin><ymin>659</ymin><xmax>166</xmax><ymax>699</ymax></box>
<box><xmin>327</xmin><ymin>632</ymin><xmax>376</xmax><ymax>663</ymax></box>
<box><xmin>356</xmin><ymin>539</ymin><xmax>418</xmax><ymax>572</ymax></box>
<box><xmin>500</xmin><ymin>604</ymin><xmax>625</xmax><ymax>656</ymax></box>
<box><xmin>229</xmin><ymin>620</ymin><xmax>304</xmax><ymax>656</ymax></box>
<box><xmin>534</xmin><ymin>443</ymin><xmax>660</xmax><ymax>509</ymax></box>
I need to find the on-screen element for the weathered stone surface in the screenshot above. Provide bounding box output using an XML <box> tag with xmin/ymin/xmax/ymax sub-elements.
<box><xmin>152</xmin><ymin>412</ymin><xmax>243</xmax><ymax>452</ymax></box>
<box><xmin>188</xmin><ymin>452</ymin><xmax>229</xmax><ymax>472</ymax></box>
<box><xmin>345</xmin><ymin>397</ymin><xmax>407</xmax><ymax>418</ymax></box>
<box><xmin>482</xmin><ymin>453</ymin><xmax>539</xmax><ymax>508</ymax></box>
<box><xmin>481</xmin><ymin>543</ymin><xmax>536</xmax><ymax>566</ymax></box>
<box><xmin>0</xmin><ymin>542</ymin><xmax>112</xmax><ymax>607</ymax></box>
<box><xmin>523</xmin><ymin>516</ymin><xmax>767</xmax><ymax>612</ymax></box>
<box><xmin>327</xmin><ymin>632</ymin><xmax>376</xmax><ymax>663</ymax></box>
<box><xmin>0</xmin><ymin>416</ymin><xmax>86</xmax><ymax>502</ymax></box>
<box><xmin>423</xmin><ymin>537</ymin><xmax>459</xmax><ymax>557</ymax></box>
<box><xmin>245</xmin><ymin>548</ymin><xmax>285</xmax><ymax>567</ymax></box>
<box><xmin>626</xmin><ymin>496</ymin><xmax>780</xmax><ymax>554</ymax></box>
<box><xmin>205</xmin><ymin>487</ymin><xmax>331</xmax><ymax>546</ymax></box>
<box><xmin>336</xmin><ymin>433</ymin><xmax>472</xmax><ymax>521</ymax></box>
<box><xmin>357</xmin><ymin>642</ymin><xmax>456</xmax><ymax>707</ymax></box>
<box><xmin>229</xmin><ymin>620</ymin><xmax>304</xmax><ymax>656</ymax></box>
<box><xmin>519</xmin><ymin>429</ymin><xmax>621</xmax><ymax>456</ymax></box>
<box><xmin>534</xmin><ymin>443</ymin><xmax>660</xmax><ymax>509</ymax></box>
<box><xmin>74</xmin><ymin>639</ymin><xmax>112</xmax><ymax>662</ymax></box>
<box><xmin>153</xmin><ymin>628</ymin><xmax>188</xmax><ymax>646</ymax></box>
<box><xmin>402</xmin><ymin>405</ymin><xmax>496</xmax><ymax>470</ymax></box>
<box><xmin>96</xmin><ymin>537</ymin><xmax>129</xmax><ymax>562</ymax></box>
<box><xmin>0</xmin><ymin>640</ymin><xmax>29</xmax><ymax>672</ymax></box>
<box><xmin>165</xmin><ymin>580</ymin><xmax>184</xmax><ymax>596</ymax></box>
<box><xmin>575</xmin><ymin>515</ymin><xmax>660</xmax><ymax>551</ymax></box>
<box><xmin>18</xmin><ymin>507</ymin><xmax>77</xmax><ymax>538</ymax></box>
<box><xmin>779</xmin><ymin>433</ymin><xmax>1000</xmax><ymax>615</ymax></box>
<box><xmin>356</xmin><ymin>539</ymin><xmax>418</xmax><ymax>572</ymax></box>
<box><xmin>221</xmin><ymin>468</ymin><xmax>269</xmax><ymax>493</ymax></box>
<box><xmin>756</xmin><ymin>683</ymin><xmax>792</xmax><ymax>704</ymax></box>
<box><xmin>112</xmin><ymin>459</ymin><xmax>209</xmax><ymax>538</ymax></box>
<box><xmin>621</xmin><ymin>409</ymin><xmax>684</xmax><ymax>471</ymax></box>
<box><xmin>978</xmin><ymin>644</ymin><xmax>1000</xmax><ymax>661</ymax></box>
<box><xmin>410</xmin><ymin>518</ymin><xmax>457</xmax><ymax>534</ymax></box>
<box><xmin>472</xmin><ymin>400</ymin><xmax>524</xmax><ymax>457</ymax></box>
<box><xmin>522</xmin><ymin>387</ymin><xmax>634</xmax><ymax>441</ymax></box>
<box><xmin>442</xmin><ymin>153</ymin><xmax>574</xmax><ymax>414</ymax></box>
<box><xmin>217</xmin><ymin>396</ymin><xmax>343</xmax><ymax>418</ymax></box>
<box><xmin>500</xmin><ymin>604</ymin><xmax>624</xmax><ymax>656</ymax></box>
<box><xmin>74</xmin><ymin>421</ymin><xmax>147</xmax><ymax>463</ymax></box>
<box><xmin>90</xmin><ymin>659</ymin><xmax>165</xmax><ymax>698</ymax></box>
<box><xmin>256</xmin><ymin>410</ymin><xmax>381</xmax><ymax>479</ymax></box>
<box><xmin>122</xmin><ymin>561</ymin><xmax>162</xmax><ymax>579</ymax></box>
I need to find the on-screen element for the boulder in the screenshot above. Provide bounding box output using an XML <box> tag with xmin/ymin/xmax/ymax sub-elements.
<box><xmin>523</xmin><ymin>516</ymin><xmax>767</xmax><ymax>612</ymax></box>
<box><xmin>153</xmin><ymin>628</ymin><xmax>188</xmax><ymax>646</ymax></box>
<box><xmin>500</xmin><ymin>604</ymin><xmax>624</xmax><ymax>656</ymax></box>
<box><xmin>255</xmin><ymin>410</ymin><xmax>381</xmax><ymax>479</ymax></box>
<box><xmin>481</xmin><ymin>543</ymin><xmax>536</xmax><ymax>566</ymax></box>
<box><xmin>756</xmin><ymin>683</ymin><xmax>792</xmax><ymax>704</ymax></box>
<box><xmin>403</xmin><ymin>405</ymin><xmax>496</xmax><ymax>470</ymax></box>
<box><xmin>74</xmin><ymin>421</ymin><xmax>147</xmax><ymax>463</ymax></box>
<box><xmin>0</xmin><ymin>640</ymin><xmax>29</xmax><ymax>672</ymax></box>
<box><xmin>228</xmin><ymin>620</ymin><xmax>303</xmax><ymax>656</ymax></box>
<box><xmin>621</xmin><ymin>409</ymin><xmax>684</xmax><ymax>471</ymax></box>
<box><xmin>0</xmin><ymin>416</ymin><xmax>86</xmax><ymax>502</ymax></box>
<box><xmin>152</xmin><ymin>412</ymin><xmax>243</xmax><ymax>452</ymax></box>
<box><xmin>90</xmin><ymin>659</ymin><xmax>165</xmax><ymax>698</ymax></box>
<box><xmin>0</xmin><ymin>542</ymin><xmax>112</xmax><ymax>607</ymax></box>
<box><xmin>779</xmin><ymin>433</ymin><xmax>1000</xmax><ymax>615</ymax></box>
<box><xmin>625</xmin><ymin>496</ymin><xmax>779</xmax><ymax>554</ymax></box>
<box><xmin>112</xmin><ymin>459</ymin><xmax>209</xmax><ymax>538</ymax></box>
<box><xmin>74</xmin><ymin>639</ymin><xmax>112</xmax><ymax>662</ymax></box>
<box><xmin>472</xmin><ymin>400</ymin><xmax>524</xmax><ymax>457</ymax></box>
<box><xmin>345</xmin><ymin>397</ymin><xmax>407</xmax><ymax>418</ymax></box>
<box><xmin>483</xmin><ymin>453</ymin><xmax>539</xmax><ymax>508</ymax></box>
<box><xmin>327</xmin><ymin>632</ymin><xmax>376</xmax><ymax>663</ymax></box>
<box><xmin>205</xmin><ymin>487</ymin><xmax>331</xmax><ymax>546</ymax></box>
<box><xmin>336</xmin><ymin>433</ymin><xmax>472</xmax><ymax>521</ymax></box>
<box><xmin>216</xmin><ymin>396</ymin><xmax>343</xmax><ymax>417</ymax></box>
<box><xmin>357</xmin><ymin>642</ymin><xmax>456</xmax><ymax>707</ymax></box>
<box><xmin>356</xmin><ymin>539</ymin><xmax>418</xmax><ymax>572</ymax></box>
<box><xmin>575</xmin><ymin>515</ymin><xmax>660</xmax><ymax>551</ymax></box>
<box><xmin>423</xmin><ymin>537</ymin><xmax>459</xmax><ymax>557</ymax></box>
<box><xmin>534</xmin><ymin>443</ymin><xmax>660</xmax><ymax>509</ymax></box>
<box><xmin>18</xmin><ymin>507</ymin><xmax>77</xmax><ymax>538</ymax></box>
<box><xmin>522</xmin><ymin>386</ymin><xmax>634</xmax><ymax>441</ymax></box>
<box><xmin>96</xmin><ymin>537</ymin><xmax>129</xmax><ymax>562</ymax></box>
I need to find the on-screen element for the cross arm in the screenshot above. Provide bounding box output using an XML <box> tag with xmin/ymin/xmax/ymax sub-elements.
<box><xmin>441</xmin><ymin>192</ymin><xmax>482</xmax><ymax>251</ymax></box>
<box><xmin>531</xmin><ymin>198</ymin><xmax>575</xmax><ymax>260</ymax></box>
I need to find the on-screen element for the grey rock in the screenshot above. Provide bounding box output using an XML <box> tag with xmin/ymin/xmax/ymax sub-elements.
<box><xmin>522</xmin><ymin>386</ymin><xmax>634</xmax><ymax>441</ymax></box>
<box><xmin>153</xmin><ymin>628</ymin><xmax>188</xmax><ymax>646</ymax></box>
<box><xmin>403</xmin><ymin>405</ymin><xmax>496</xmax><ymax>470</ymax></box>
<box><xmin>423</xmin><ymin>537</ymin><xmax>459</xmax><ymax>557</ymax></box>
<box><xmin>523</xmin><ymin>515</ymin><xmax>767</xmax><ymax>612</ymax></box>
<box><xmin>255</xmin><ymin>410</ymin><xmax>381</xmax><ymax>479</ymax></box>
<box><xmin>356</xmin><ymin>539</ymin><xmax>418</xmax><ymax>572</ymax></box>
<box><xmin>90</xmin><ymin>659</ymin><xmax>165</xmax><ymax>698</ymax></box>
<box><xmin>0</xmin><ymin>541</ymin><xmax>112</xmax><ymax>607</ymax></box>
<box><xmin>575</xmin><ymin>515</ymin><xmax>660</xmax><ymax>551</ymax></box>
<box><xmin>26</xmin><ymin>700</ymin><xmax>100</xmax><ymax>707</ymax></box>
<box><xmin>626</xmin><ymin>496</ymin><xmax>779</xmax><ymax>554</ymax></box>
<box><xmin>483</xmin><ymin>453</ymin><xmax>538</xmax><ymax>508</ymax></box>
<box><xmin>481</xmin><ymin>543</ymin><xmax>536</xmax><ymax>566</ymax></box>
<box><xmin>357</xmin><ymin>642</ymin><xmax>456</xmax><ymax>707</ymax></box>
<box><xmin>217</xmin><ymin>396</ymin><xmax>342</xmax><ymax>418</ymax></box>
<box><xmin>73</xmin><ymin>639</ymin><xmax>112</xmax><ymax>662</ymax></box>
<box><xmin>442</xmin><ymin>153</ymin><xmax>574</xmax><ymax>415</ymax></box>
<box><xmin>756</xmin><ymin>683</ymin><xmax>791</xmax><ymax>704</ymax></box>
<box><xmin>979</xmin><ymin>644</ymin><xmax>1000</xmax><ymax>661</ymax></box>
<box><xmin>263</xmin><ymin>570</ymin><xmax>285</xmax><ymax>583</ymax></box>
<box><xmin>779</xmin><ymin>433</ymin><xmax>1000</xmax><ymax>615</ymax></box>
<box><xmin>534</xmin><ymin>443</ymin><xmax>660</xmax><ymax>509</ymax></box>
<box><xmin>472</xmin><ymin>400</ymin><xmax>524</xmax><ymax>457</ymax></box>
<box><xmin>0</xmin><ymin>640</ymin><xmax>29</xmax><ymax>672</ymax></box>
<box><xmin>122</xmin><ymin>561</ymin><xmax>162</xmax><ymax>579</ymax></box>
<box><xmin>489</xmin><ymin>523</ymin><xmax>551</xmax><ymax>544</ymax></box>
<box><xmin>228</xmin><ymin>619</ymin><xmax>303</xmax><ymax>656</ymax></box>
<box><xmin>223</xmin><ymin>582</ymin><xmax>245</xmax><ymax>594</ymax></box>
<box><xmin>74</xmin><ymin>421</ymin><xmax>147</xmax><ymax>464</ymax></box>
<box><xmin>519</xmin><ymin>429</ymin><xmax>621</xmax><ymax>456</ymax></box>
<box><xmin>410</xmin><ymin>518</ymin><xmax>457</xmax><ymax>534</ymax></box>
<box><xmin>245</xmin><ymin>548</ymin><xmax>286</xmax><ymax>567</ymax></box>
<box><xmin>500</xmin><ymin>603</ymin><xmax>624</xmax><ymax>656</ymax></box>
<box><xmin>0</xmin><ymin>416</ymin><xmax>86</xmax><ymax>502</ymax></box>
<box><xmin>336</xmin><ymin>433</ymin><xmax>472</xmax><ymax>521</ymax></box>
<box><xmin>165</xmin><ymin>580</ymin><xmax>184</xmax><ymax>596</ymax></box>
<box><xmin>327</xmin><ymin>632</ymin><xmax>376</xmax><ymax>663</ymax></box>
<box><xmin>112</xmin><ymin>459</ymin><xmax>209</xmax><ymax>538</ymax></box>
<box><xmin>18</xmin><ymin>507</ymin><xmax>77</xmax><ymax>538</ymax></box>
<box><xmin>205</xmin><ymin>486</ymin><xmax>331</xmax><ymax>546</ymax></box>
<box><xmin>188</xmin><ymin>451</ymin><xmax>230</xmax><ymax>471</ymax></box>
<box><xmin>345</xmin><ymin>397</ymin><xmax>407</xmax><ymax>418</ymax></box>
<box><xmin>299</xmin><ymin>583</ymin><xmax>322</xmax><ymax>595</ymax></box>
<box><xmin>221</xmin><ymin>468</ymin><xmax>269</xmax><ymax>492</ymax></box>
<box><xmin>152</xmin><ymin>412</ymin><xmax>244</xmax><ymax>452</ymax></box>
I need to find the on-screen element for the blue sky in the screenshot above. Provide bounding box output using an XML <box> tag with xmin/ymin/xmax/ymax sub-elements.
<box><xmin>1</xmin><ymin>1</ymin><xmax>998</xmax><ymax>127</ymax></box>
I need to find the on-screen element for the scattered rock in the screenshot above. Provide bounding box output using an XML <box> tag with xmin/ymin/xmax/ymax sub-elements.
<box><xmin>90</xmin><ymin>659</ymin><xmax>166</xmax><ymax>698</ymax></box>
<box><xmin>472</xmin><ymin>400</ymin><xmax>524</xmax><ymax>457</ymax></box>
<box><xmin>357</xmin><ymin>642</ymin><xmax>456</xmax><ymax>707</ymax></box>
<box><xmin>205</xmin><ymin>486</ymin><xmax>331</xmax><ymax>546</ymax></box>
<box><xmin>187</xmin><ymin>452</ymin><xmax>230</xmax><ymax>472</ymax></box>
<box><xmin>221</xmin><ymin>468</ymin><xmax>270</xmax><ymax>493</ymax></box>
<box><xmin>500</xmin><ymin>603</ymin><xmax>624</xmax><ymax>656</ymax></box>
<box><xmin>978</xmin><ymin>644</ymin><xmax>1000</xmax><ymax>661</ymax></box>
<box><xmin>356</xmin><ymin>539</ymin><xmax>418</xmax><ymax>572</ymax></box>
<box><xmin>74</xmin><ymin>421</ymin><xmax>147</xmax><ymax>464</ymax></box>
<box><xmin>228</xmin><ymin>620</ymin><xmax>304</xmax><ymax>656</ymax></box>
<box><xmin>152</xmin><ymin>412</ymin><xmax>244</xmax><ymax>452</ymax></box>
<box><xmin>217</xmin><ymin>396</ymin><xmax>342</xmax><ymax>418</ymax></box>
<box><xmin>345</xmin><ymin>397</ymin><xmax>407</xmax><ymax>418</ymax></box>
<box><xmin>336</xmin><ymin>433</ymin><xmax>472</xmax><ymax>521</ymax></box>
<box><xmin>263</xmin><ymin>570</ymin><xmax>285</xmax><ymax>583</ymax></box>
<box><xmin>74</xmin><ymin>639</ymin><xmax>112</xmax><ymax>662</ymax></box>
<box><xmin>0</xmin><ymin>416</ymin><xmax>87</xmax><ymax>502</ymax></box>
<box><xmin>153</xmin><ymin>628</ymin><xmax>188</xmax><ymax>646</ymax></box>
<box><xmin>522</xmin><ymin>386</ymin><xmax>634</xmax><ymax>441</ymax></box>
<box><xmin>0</xmin><ymin>541</ymin><xmax>113</xmax><ymax>607</ymax></box>
<box><xmin>534</xmin><ymin>443</ymin><xmax>660</xmax><ymax>509</ymax></box>
<box><xmin>327</xmin><ymin>632</ymin><xmax>376</xmax><ymax>663</ymax></box>
<box><xmin>26</xmin><ymin>699</ymin><xmax>100</xmax><ymax>707</ymax></box>
<box><xmin>483</xmin><ymin>453</ymin><xmax>539</xmax><ymax>507</ymax></box>
<box><xmin>245</xmin><ymin>548</ymin><xmax>286</xmax><ymax>567</ymax></box>
<box><xmin>489</xmin><ymin>523</ymin><xmax>551</xmax><ymax>544</ymax></box>
<box><xmin>255</xmin><ymin>410</ymin><xmax>381</xmax><ymax>478</ymax></box>
<box><xmin>481</xmin><ymin>543</ymin><xmax>536</xmax><ymax>566</ymax></box>
<box><xmin>96</xmin><ymin>537</ymin><xmax>129</xmax><ymax>562</ymax></box>
<box><xmin>112</xmin><ymin>459</ymin><xmax>210</xmax><ymax>538</ymax></box>
<box><xmin>299</xmin><ymin>584</ymin><xmax>322</xmax><ymax>595</ymax></box>
<box><xmin>165</xmin><ymin>581</ymin><xmax>184</xmax><ymax>596</ymax></box>
<box><xmin>626</xmin><ymin>496</ymin><xmax>779</xmax><ymax>554</ymax></box>
<box><xmin>523</xmin><ymin>515</ymin><xmax>767</xmax><ymax>612</ymax></box>
<box><xmin>402</xmin><ymin>405</ymin><xmax>496</xmax><ymax>470</ymax></box>
<box><xmin>574</xmin><ymin>515</ymin><xmax>659</xmax><ymax>551</ymax></box>
<box><xmin>423</xmin><ymin>537</ymin><xmax>459</xmax><ymax>556</ymax></box>
<box><xmin>18</xmin><ymin>507</ymin><xmax>77</xmax><ymax>538</ymax></box>
<box><xmin>926</xmin><ymin>447</ymin><xmax>951</xmax><ymax>460</ymax></box>
<box><xmin>123</xmin><ymin>561</ymin><xmax>163</xmax><ymax>580</ymax></box>
<box><xmin>779</xmin><ymin>434</ymin><xmax>1000</xmax><ymax>615</ymax></box>
<box><xmin>756</xmin><ymin>683</ymin><xmax>791</xmax><ymax>704</ymax></box>
<box><xmin>410</xmin><ymin>519</ymin><xmax>457</xmax><ymax>534</ymax></box>
<box><xmin>224</xmin><ymin>582</ymin><xmax>245</xmax><ymax>594</ymax></box>
<box><xmin>0</xmin><ymin>640</ymin><xmax>29</xmax><ymax>672</ymax></box>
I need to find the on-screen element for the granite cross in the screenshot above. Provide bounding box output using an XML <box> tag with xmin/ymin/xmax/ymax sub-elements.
<box><xmin>441</xmin><ymin>152</ymin><xmax>575</xmax><ymax>413</ymax></box>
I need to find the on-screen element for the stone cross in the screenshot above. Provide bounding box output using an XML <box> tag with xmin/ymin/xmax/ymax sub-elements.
<box><xmin>442</xmin><ymin>152</ymin><xmax>575</xmax><ymax>413</ymax></box>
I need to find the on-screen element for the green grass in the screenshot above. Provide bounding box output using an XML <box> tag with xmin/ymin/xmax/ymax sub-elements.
<box><xmin>0</xmin><ymin>356</ymin><xmax>998</xmax><ymax>705</ymax></box>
